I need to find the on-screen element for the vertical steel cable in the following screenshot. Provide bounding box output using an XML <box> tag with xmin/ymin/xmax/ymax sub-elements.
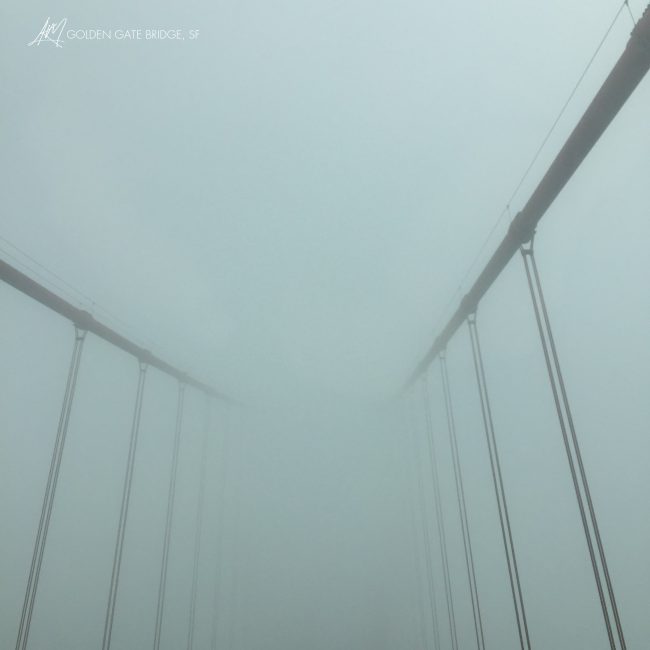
<box><xmin>186</xmin><ymin>397</ymin><xmax>211</xmax><ymax>650</ymax></box>
<box><xmin>102</xmin><ymin>361</ymin><xmax>147</xmax><ymax>650</ymax></box>
<box><xmin>408</xmin><ymin>491</ymin><xmax>434</xmax><ymax>650</ymax></box>
<box><xmin>421</xmin><ymin>378</ymin><xmax>459</xmax><ymax>650</ymax></box>
<box><xmin>400</xmin><ymin>398</ymin><xmax>432</xmax><ymax>650</ymax></box>
<box><xmin>210</xmin><ymin>405</ymin><xmax>231</xmax><ymax>650</ymax></box>
<box><xmin>467</xmin><ymin>314</ymin><xmax>531</xmax><ymax>650</ymax></box>
<box><xmin>416</xmin><ymin>461</ymin><xmax>442</xmax><ymax>650</ymax></box>
<box><xmin>225</xmin><ymin>418</ymin><xmax>244</xmax><ymax>650</ymax></box>
<box><xmin>520</xmin><ymin>241</ymin><xmax>625</xmax><ymax>650</ymax></box>
<box><xmin>15</xmin><ymin>326</ymin><xmax>86</xmax><ymax>650</ymax></box>
<box><xmin>410</xmin><ymin>406</ymin><xmax>442</xmax><ymax>650</ymax></box>
<box><xmin>440</xmin><ymin>353</ymin><xmax>486</xmax><ymax>650</ymax></box>
<box><xmin>153</xmin><ymin>382</ymin><xmax>186</xmax><ymax>650</ymax></box>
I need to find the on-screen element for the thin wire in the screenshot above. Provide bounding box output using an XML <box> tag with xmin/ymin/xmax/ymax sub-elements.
<box><xmin>0</xmin><ymin>235</ymin><xmax>96</xmax><ymax>307</ymax></box>
<box><xmin>507</xmin><ymin>1</ymin><xmax>628</xmax><ymax>202</ymax></box>
<box><xmin>0</xmin><ymin>246</ymin><xmax>85</xmax><ymax>310</ymax></box>
<box><xmin>624</xmin><ymin>1</ymin><xmax>636</xmax><ymax>26</ymax></box>
<box><xmin>428</xmin><ymin>0</ymin><xmax>628</xmax><ymax>333</ymax></box>
<box><xmin>0</xmin><ymin>236</ymin><xmax>161</xmax><ymax>355</ymax></box>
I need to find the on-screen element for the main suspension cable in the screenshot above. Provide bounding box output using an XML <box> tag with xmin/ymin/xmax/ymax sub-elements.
<box><xmin>15</xmin><ymin>326</ymin><xmax>86</xmax><ymax>650</ymax></box>
<box><xmin>440</xmin><ymin>353</ymin><xmax>486</xmax><ymax>650</ymax></box>
<box><xmin>423</xmin><ymin>0</ymin><xmax>633</xmax><ymax>339</ymax></box>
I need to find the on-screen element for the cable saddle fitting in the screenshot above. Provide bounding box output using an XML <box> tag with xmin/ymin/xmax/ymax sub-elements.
<box><xmin>74</xmin><ymin>310</ymin><xmax>95</xmax><ymax>331</ymax></box>
<box><xmin>508</xmin><ymin>212</ymin><xmax>536</xmax><ymax>247</ymax></box>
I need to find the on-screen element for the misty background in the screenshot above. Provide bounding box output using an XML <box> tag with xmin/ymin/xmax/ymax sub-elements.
<box><xmin>1</xmin><ymin>0</ymin><xmax>649</xmax><ymax>648</ymax></box>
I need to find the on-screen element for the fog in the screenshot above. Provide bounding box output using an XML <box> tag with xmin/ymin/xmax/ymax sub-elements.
<box><xmin>1</xmin><ymin>0</ymin><xmax>650</xmax><ymax>649</ymax></box>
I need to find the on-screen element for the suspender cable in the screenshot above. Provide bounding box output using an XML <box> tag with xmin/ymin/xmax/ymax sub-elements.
<box><xmin>415</xmin><ymin>447</ymin><xmax>442</xmax><ymax>650</ymax></box>
<box><xmin>225</xmin><ymin>419</ymin><xmax>245</xmax><ymax>650</ymax></box>
<box><xmin>101</xmin><ymin>361</ymin><xmax>148</xmax><ymax>650</ymax></box>
<box><xmin>210</xmin><ymin>406</ymin><xmax>231</xmax><ymax>650</ymax></box>
<box><xmin>467</xmin><ymin>314</ymin><xmax>531</xmax><ymax>650</ymax></box>
<box><xmin>520</xmin><ymin>240</ymin><xmax>625</xmax><ymax>650</ymax></box>
<box><xmin>153</xmin><ymin>382</ymin><xmax>186</xmax><ymax>650</ymax></box>
<box><xmin>187</xmin><ymin>397</ymin><xmax>211</xmax><ymax>650</ymax></box>
<box><xmin>421</xmin><ymin>378</ymin><xmax>459</xmax><ymax>650</ymax></box>
<box><xmin>408</xmin><ymin>481</ymin><xmax>435</xmax><ymax>650</ymax></box>
<box><xmin>15</xmin><ymin>326</ymin><xmax>86</xmax><ymax>650</ymax></box>
<box><xmin>439</xmin><ymin>353</ymin><xmax>486</xmax><ymax>650</ymax></box>
<box><xmin>402</xmin><ymin>399</ymin><xmax>435</xmax><ymax>650</ymax></box>
<box><xmin>409</xmin><ymin>399</ymin><xmax>442</xmax><ymax>650</ymax></box>
<box><xmin>467</xmin><ymin>315</ymin><xmax>531</xmax><ymax>650</ymax></box>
